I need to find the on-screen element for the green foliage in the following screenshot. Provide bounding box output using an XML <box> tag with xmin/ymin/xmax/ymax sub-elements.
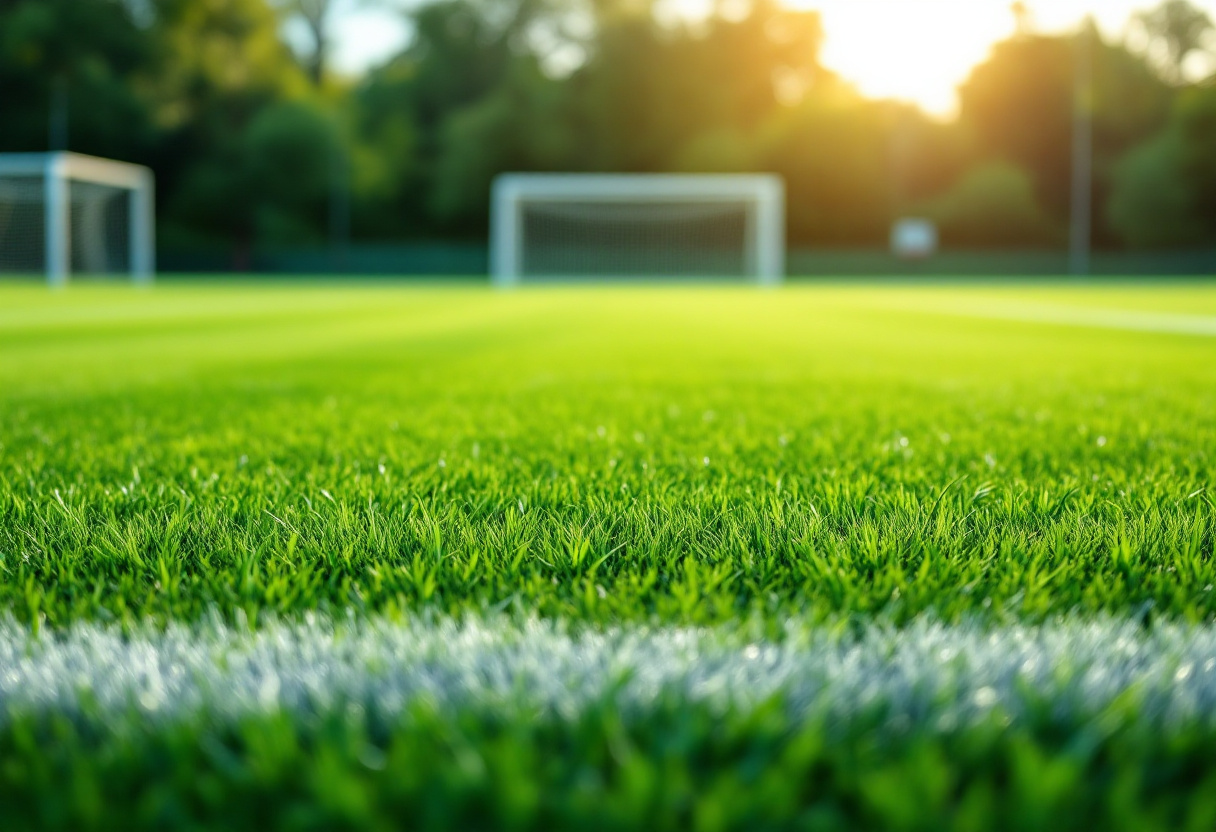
<box><xmin>0</xmin><ymin>0</ymin><xmax>322</xmax><ymax>257</ymax></box>
<box><xmin>1</xmin><ymin>284</ymin><xmax>1214</xmax><ymax>629</ymax></box>
<box><xmin>355</xmin><ymin>0</ymin><xmax>841</xmax><ymax>239</ymax></box>
<box><xmin>958</xmin><ymin>28</ymin><xmax>1173</xmax><ymax>242</ymax></box>
<box><xmin>565</xmin><ymin>0</ymin><xmax>826</xmax><ymax>173</ymax></box>
<box><xmin>351</xmin><ymin>0</ymin><xmax>542</xmax><ymax>234</ymax></box>
<box><xmin>151</xmin><ymin>0</ymin><xmax>307</xmax><ymax>106</ymax></box>
<box><xmin>0</xmin><ymin>0</ymin><xmax>155</xmax><ymax>157</ymax></box>
<box><xmin>431</xmin><ymin>63</ymin><xmax>575</xmax><ymax>225</ymax></box>
<box><xmin>759</xmin><ymin>94</ymin><xmax>893</xmax><ymax>245</ymax></box>
<box><xmin>2</xmin><ymin>0</ymin><xmax>1207</xmax><ymax>252</ymax></box>
<box><xmin>1132</xmin><ymin>0</ymin><xmax>1215</xmax><ymax>83</ymax></box>
<box><xmin>1109</xmin><ymin>128</ymin><xmax>1203</xmax><ymax>247</ymax></box>
<box><xmin>150</xmin><ymin>0</ymin><xmax>318</xmax><ymax>255</ymax></box>
<box><xmin>925</xmin><ymin>162</ymin><xmax>1056</xmax><ymax>247</ymax></box>
<box><xmin>1175</xmin><ymin>84</ymin><xmax>1216</xmax><ymax>232</ymax></box>
<box><xmin>168</xmin><ymin>100</ymin><xmax>341</xmax><ymax>249</ymax></box>
<box><xmin>959</xmin><ymin>34</ymin><xmax>1074</xmax><ymax>220</ymax></box>
<box><xmin>1110</xmin><ymin>85</ymin><xmax>1216</xmax><ymax>247</ymax></box>
<box><xmin>887</xmin><ymin>108</ymin><xmax>978</xmax><ymax>208</ymax></box>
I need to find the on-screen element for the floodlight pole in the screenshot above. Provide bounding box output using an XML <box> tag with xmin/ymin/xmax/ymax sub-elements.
<box><xmin>1069</xmin><ymin>19</ymin><xmax>1095</xmax><ymax>277</ymax></box>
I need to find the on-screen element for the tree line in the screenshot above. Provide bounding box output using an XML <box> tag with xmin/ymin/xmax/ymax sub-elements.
<box><xmin>1</xmin><ymin>0</ymin><xmax>1213</xmax><ymax>262</ymax></box>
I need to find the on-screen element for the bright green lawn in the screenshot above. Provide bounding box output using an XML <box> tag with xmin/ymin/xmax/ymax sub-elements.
<box><xmin>3</xmin><ymin>280</ymin><xmax>1216</xmax><ymax>831</ymax></box>
<box><xmin>1</xmin><ymin>281</ymin><xmax>1213</xmax><ymax>627</ymax></box>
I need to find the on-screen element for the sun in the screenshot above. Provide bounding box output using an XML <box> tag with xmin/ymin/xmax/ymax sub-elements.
<box><xmin>809</xmin><ymin>0</ymin><xmax>1018</xmax><ymax>117</ymax></box>
<box><xmin>803</xmin><ymin>0</ymin><xmax>1213</xmax><ymax>117</ymax></box>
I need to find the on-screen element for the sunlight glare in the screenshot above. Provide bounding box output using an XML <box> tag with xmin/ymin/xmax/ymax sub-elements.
<box><xmin>812</xmin><ymin>0</ymin><xmax>1014</xmax><ymax>116</ymax></box>
<box><xmin>799</xmin><ymin>0</ymin><xmax>1216</xmax><ymax>116</ymax></box>
<box><xmin>329</xmin><ymin>0</ymin><xmax>1216</xmax><ymax>113</ymax></box>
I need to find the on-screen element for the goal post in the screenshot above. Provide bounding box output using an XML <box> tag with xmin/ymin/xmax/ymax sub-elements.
<box><xmin>0</xmin><ymin>152</ymin><xmax>155</xmax><ymax>286</ymax></box>
<box><xmin>491</xmin><ymin>174</ymin><xmax>784</xmax><ymax>286</ymax></box>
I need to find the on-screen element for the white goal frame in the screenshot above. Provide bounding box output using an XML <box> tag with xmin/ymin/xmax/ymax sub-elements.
<box><xmin>491</xmin><ymin>173</ymin><xmax>784</xmax><ymax>286</ymax></box>
<box><xmin>0</xmin><ymin>152</ymin><xmax>155</xmax><ymax>286</ymax></box>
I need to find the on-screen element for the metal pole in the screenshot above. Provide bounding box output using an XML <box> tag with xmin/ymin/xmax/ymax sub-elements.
<box><xmin>131</xmin><ymin>169</ymin><xmax>155</xmax><ymax>284</ymax></box>
<box><xmin>44</xmin><ymin>154</ymin><xmax>69</xmax><ymax>287</ymax></box>
<box><xmin>490</xmin><ymin>177</ymin><xmax>520</xmax><ymax>287</ymax></box>
<box><xmin>1069</xmin><ymin>19</ymin><xmax>1094</xmax><ymax>277</ymax></box>
<box><xmin>755</xmin><ymin>179</ymin><xmax>785</xmax><ymax>286</ymax></box>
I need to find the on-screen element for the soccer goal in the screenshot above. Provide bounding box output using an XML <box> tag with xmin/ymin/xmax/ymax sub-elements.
<box><xmin>0</xmin><ymin>152</ymin><xmax>154</xmax><ymax>285</ymax></box>
<box><xmin>490</xmin><ymin>174</ymin><xmax>784</xmax><ymax>286</ymax></box>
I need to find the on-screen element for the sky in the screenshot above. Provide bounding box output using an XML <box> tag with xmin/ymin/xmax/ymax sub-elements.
<box><xmin>315</xmin><ymin>0</ymin><xmax>1216</xmax><ymax>117</ymax></box>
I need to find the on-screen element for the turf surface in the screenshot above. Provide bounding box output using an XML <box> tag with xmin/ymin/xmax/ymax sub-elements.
<box><xmin>1</xmin><ymin>280</ymin><xmax>1215</xmax><ymax>830</ymax></box>
<box><xmin>1</xmin><ymin>282</ymin><xmax>1213</xmax><ymax>627</ymax></box>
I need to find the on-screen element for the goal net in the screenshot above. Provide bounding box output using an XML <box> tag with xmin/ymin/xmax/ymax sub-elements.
<box><xmin>491</xmin><ymin>174</ymin><xmax>784</xmax><ymax>286</ymax></box>
<box><xmin>0</xmin><ymin>153</ymin><xmax>154</xmax><ymax>285</ymax></box>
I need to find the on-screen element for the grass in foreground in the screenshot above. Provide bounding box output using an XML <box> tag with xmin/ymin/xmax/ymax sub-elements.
<box><xmin>1</xmin><ymin>280</ymin><xmax>1215</xmax><ymax>830</ymax></box>
<box><xmin>0</xmin><ymin>282</ymin><xmax>1213</xmax><ymax>627</ymax></box>
<box><xmin>4</xmin><ymin>613</ymin><xmax>1216</xmax><ymax>832</ymax></box>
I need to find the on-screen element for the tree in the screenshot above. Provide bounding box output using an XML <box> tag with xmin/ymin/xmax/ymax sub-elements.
<box><xmin>1108</xmin><ymin>128</ymin><xmax>1203</xmax><ymax>247</ymax></box>
<box><xmin>885</xmin><ymin>104</ymin><xmax>976</xmax><ymax>211</ymax></box>
<box><xmin>276</xmin><ymin>0</ymin><xmax>334</xmax><ymax>85</ymax></box>
<box><xmin>958</xmin><ymin>30</ymin><xmax>1173</xmax><ymax>242</ymax></box>
<box><xmin>167</xmin><ymin>100</ymin><xmax>341</xmax><ymax>262</ymax></box>
<box><xmin>430</xmin><ymin>62</ymin><xmax>574</xmax><ymax>227</ymax></box>
<box><xmin>565</xmin><ymin>0</ymin><xmax>826</xmax><ymax>173</ymax></box>
<box><xmin>417</xmin><ymin>0</ymin><xmax>843</xmax><ymax>237</ymax></box>
<box><xmin>369</xmin><ymin>0</ymin><xmax>546</xmax><ymax>135</ymax></box>
<box><xmin>1132</xmin><ymin>0</ymin><xmax>1214</xmax><ymax>83</ymax></box>
<box><xmin>353</xmin><ymin>0</ymin><xmax>555</xmax><ymax>234</ymax></box>
<box><xmin>151</xmin><ymin>0</ymin><xmax>307</xmax><ymax>112</ymax></box>
<box><xmin>1176</xmin><ymin>84</ymin><xmax>1216</xmax><ymax>233</ymax></box>
<box><xmin>149</xmin><ymin>0</ymin><xmax>316</xmax><ymax>258</ymax></box>
<box><xmin>1109</xmin><ymin>84</ymin><xmax>1216</xmax><ymax>247</ymax></box>
<box><xmin>925</xmin><ymin>162</ymin><xmax>1055</xmax><ymax>247</ymax></box>
<box><xmin>0</xmin><ymin>0</ymin><xmax>155</xmax><ymax>157</ymax></box>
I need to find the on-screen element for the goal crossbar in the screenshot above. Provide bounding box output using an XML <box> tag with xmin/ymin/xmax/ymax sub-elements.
<box><xmin>491</xmin><ymin>174</ymin><xmax>784</xmax><ymax>286</ymax></box>
<box><xmin>0</xmin><ymin>152</ymin><xmax>155</xmax><ymax>285</ymax></box>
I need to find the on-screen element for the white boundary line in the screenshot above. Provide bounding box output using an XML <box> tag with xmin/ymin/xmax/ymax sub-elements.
<box><xmin>940</xmin><ymin>301</ymin><xmax>1216</xmax><ymax>337</ymax></box>
<box><xmin>4</xmin><ymin>615</ymin><xmax>1216</xmax><ymax>733</ymax></box>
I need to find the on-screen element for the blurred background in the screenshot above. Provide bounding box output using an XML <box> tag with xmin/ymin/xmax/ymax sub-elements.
<box><xmin>2</xmin><ymin>0</ymin><xmax>1214</xmax><ymax>277</ymax></box>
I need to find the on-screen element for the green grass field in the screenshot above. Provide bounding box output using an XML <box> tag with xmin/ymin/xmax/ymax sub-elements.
<box><xmin>2</xmin><ymin>281</ymin><xmax>1215</xmax><ymax>830</ymax></box>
